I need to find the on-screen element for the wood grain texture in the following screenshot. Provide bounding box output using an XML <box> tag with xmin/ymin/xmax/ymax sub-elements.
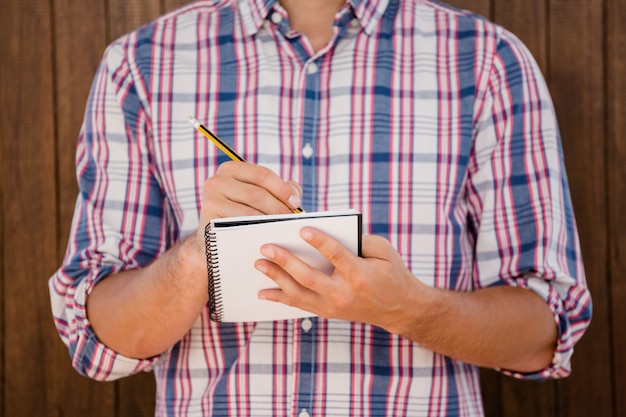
<box><xmin>118</xmin><ymin>372</ymin><xmax>157</xmax><ymax>417</ymax></box>
<box><xmin>0</xmin><ymin>0</ymin><xmax>59</xmax><ymax>415</ymax></box>
<box><xmin>607</xmin><ymin>0</ymin><xmax>626</xmax><ymax>415</ymax></box>
<box><xmin>54</xmin><ymin>0</ymin><xmax>108</xmax><ymax>256</ymax></box>
<box><xmin>479</xmin><ymin>369</ymin><xmax>500</xmax><ymax>417</ymax></box>
<box><xmin>107</xmin><ymin>0</ymin><xmax>163</xmax><ymax>42</ymax></box>
<box><xmin>50</xmin><ymin>0</ymin><xmax>119</xmax><ymax>416</ymax></box>
<box><xmin>493</xmin><ymin>0</ymin><xmax>547</xmax><ymax>72</ymax></box>
<box><xmin>0</xmin><ymin>64</ymin><xmax>4</xmax><ymax>417</ymax></box>
<box><xmin>443</xmin><ymin>0</ymin><xmax>492</xmax><ymax>20</ymax></box>
<box><xmin>548</xmin><ymin>0</ymin><xmax>612</xmax><ymax>416</ymax></box>
<box><xmin>500</xmin><ymin>379</ymin><xmax>556</xmax><ymax>417</ymax></box>
<box><xmin>164</xmin><ymin>0</ymin><xmax>194</xmax><ymax>13</ymax></box>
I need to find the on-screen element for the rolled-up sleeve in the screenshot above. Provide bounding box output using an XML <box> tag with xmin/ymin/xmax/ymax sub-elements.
<box><xmin>49</xmin><ymin>38</ymin><xmax>170</xmax><ymax>381</ymax></box>
<box><xmin>467</xmin><ymin>28</ymin><xmax>592</xmax><ymax>380</ymax></box>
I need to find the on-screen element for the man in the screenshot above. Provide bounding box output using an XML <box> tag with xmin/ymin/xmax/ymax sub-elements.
<box><xmin>49</xmin><ymin>0</ymin><xmax>592</xmax><ymax>415</ymax></box>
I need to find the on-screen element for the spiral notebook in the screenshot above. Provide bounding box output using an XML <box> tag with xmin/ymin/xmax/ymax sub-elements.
<box><xmin>204</xmin><ymin>209</ymin><xmax>362</xmax><ymax>322</ymax></box>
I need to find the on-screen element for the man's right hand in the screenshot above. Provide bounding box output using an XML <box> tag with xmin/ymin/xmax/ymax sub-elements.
<box><xmin>195</xmin><ymin>161</ymin><xmax>303</xmax><ymax>251</ymax></box>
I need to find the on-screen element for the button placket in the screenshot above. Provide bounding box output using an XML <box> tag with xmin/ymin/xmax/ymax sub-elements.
<box><xmin>302</xmin><ymin>143</ymin><xmax>314</xmax><ymax>159</ymax></box>
<box><xmin>270</xmin><ymin>12</ymin><xmax>283</xmax><ymax>24</ymax></box>
<box><xmin>301</xmin><ymin>318</ymin><xmax>313</xmax><ymax>332</ymax></box>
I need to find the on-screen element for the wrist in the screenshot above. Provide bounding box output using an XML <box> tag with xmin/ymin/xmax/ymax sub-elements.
<box><xmin>387</xmin><ymin>282</ymin><xmax>450</xmax><ymax>343</ymax></box>
<box><xmin>162</xmin><ymin>234</ymin><xmax>208</xmax><ymax>296</ymax></box>
<box><xmin>182</xmin><ymin>233</ymin><xmax>207</xmax><ymax>276</ymax></box>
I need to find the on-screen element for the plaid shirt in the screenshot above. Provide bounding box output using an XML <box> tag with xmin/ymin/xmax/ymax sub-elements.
<box><xmin>49</xmin><ymin>0</ymin><xmax>591</xmax><ymax>415</ymax></box>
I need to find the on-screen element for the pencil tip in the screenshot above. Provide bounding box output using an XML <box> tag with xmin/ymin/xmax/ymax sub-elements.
<box><xmin>187</xmin><ymin>116</ymin><xmax>200</xmax><ymax>129</ymax></box>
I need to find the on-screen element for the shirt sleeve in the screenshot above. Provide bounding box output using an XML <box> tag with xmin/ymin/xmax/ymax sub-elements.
<box><xmin>48</xmin><ymin>37</ymin><xmax>171</xmax><ymax>381</ymax></box>
<box><xmin>467</xmin><ymin>27</ymin><xmax>592</xmax><ymax>380</ymax></box>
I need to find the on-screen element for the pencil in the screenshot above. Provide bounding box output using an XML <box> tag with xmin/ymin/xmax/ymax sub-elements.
<box><xmin>188</xmin><ymin>116</ymin><xmax>245</xmax><ymax>162</ymax></box>
<box><xmin>188</xmin><ymin>116</ymin><xmax>304</xmax><ymax>214</ymax></box>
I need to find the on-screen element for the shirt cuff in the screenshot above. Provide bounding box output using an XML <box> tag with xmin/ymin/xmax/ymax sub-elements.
<box><xmin>495</xmin><ymin>275</ymin><xmax>574</xmax><ymax>381</ymax></box>
<box><xmin>68</xmin><ymin>271</ymin><xmax>163</xmax><ymax>381</ymax></box>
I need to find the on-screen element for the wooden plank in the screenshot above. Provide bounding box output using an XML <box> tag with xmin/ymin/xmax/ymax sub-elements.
<box><xmin>51</xmin><ymin>0</ymin><xmax>118</xmax><ymax>415</ymax></box>
<box><xmin>164</xmin><ymin>0</ymin><xmax>192</xmax><ymax>14</ymax></box>
<box><xmin>493</xmin><ymin>0</ymin><xmax>547</xmax><ymax>76</ymax></box>
<box><xmin>444</xmin><ymin>0</ymin><xmax>492</xmax><ymax>20</ymax></box>
<box><xmin>501</xmin><ymin>379</ymin><xmax>557</xmax><ymax>417</ymax></box>
<box><xmin>54</xmin><ymin>0</ymin><xmax>109</xmax><ymax>260</ymax></box>
<box><xmin>107</xmin><ymin>0</ymin><xmax>163</xmax><ymax>42</ymax></box>
<box><xmin>0</xmin><ymin>0</ymin><xmax>59</xmax><ymax>415</ymax></box>
<box><xmin>0</xmin><ymin>76</ymin><xmax>4</xmax><ymax>416</ymax></box>
<box><xmin>548</xmin><ymin>0</ymin><xmax>612</xmax><ymax>416</ymax></box>
<box><xmin>479</xmin><ymin>368</ymin><xmax>501</xmax><ymax>417</ymax></box>
<box><xmin>117</xmin><ymin>372</ymin><xmax>157</xmax><ymax>417</ymax></box>
<box><xmin>607</xmin><ymin>0</ymin><xmax>626</xmax><ymax>415</ymax></box>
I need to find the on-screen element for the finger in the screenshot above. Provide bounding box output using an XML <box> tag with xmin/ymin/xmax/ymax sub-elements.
<box><xmin>287</xmin><ymin>180</ymin><xmax>303</xmax><ymax>199</ymax></box>
<box><xmin>259</xmin><ymin>243</ymin><xmax>330</xmax><ymax>294</ymax></box>
<box><xmin>299</xmin><ymin>227</ymin><xmax>359</xmax><ymax>276</ymax></box>
<box><xmin>218</xmin><ymin>162</ymin><xmax>302</xmax><ymax>212</ymax></box>
<box><xmin>201</xmin><ymin>174</ymin><xmax>272</xmax><ymax>217</ymax></box>
<box><xmin>254</xmin><ymin>259</ymin><xmax>311</xmax><ymax>305</ymax></box>
<box><xmin>202</xmin><ymin>169</ymin><xmax>292</xmax><ymax>216</ymax></box>
<box><xmin>221</xmin><ymin>179</ymin><xmax>291</xmax><ymax>214</ymax></box>
<box><xmin>360</xmin><ymin>234</ymin><xmax>394</xmax><ymax>260</ymax></box>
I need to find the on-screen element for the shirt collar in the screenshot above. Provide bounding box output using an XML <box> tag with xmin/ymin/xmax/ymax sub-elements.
<box><xmin>238</xmin><ymin>0</ymin><xmax>390</xmax><ymax>36</ymax></box>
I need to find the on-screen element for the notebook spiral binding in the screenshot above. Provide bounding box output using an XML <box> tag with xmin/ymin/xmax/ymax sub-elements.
<box><xmin>205</xmin><ymin>223</ymin><xmax>225</xmax><ymax>322</ymax></box>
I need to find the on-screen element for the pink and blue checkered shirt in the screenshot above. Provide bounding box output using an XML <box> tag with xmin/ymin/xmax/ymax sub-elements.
<box><xmin>49</xmin><ymin>0</ymin><xmax>591</xmax><ymax>415</ymax></box>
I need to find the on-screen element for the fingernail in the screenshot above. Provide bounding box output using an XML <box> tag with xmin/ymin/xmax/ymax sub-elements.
<box><xmin>261</xmin><ymin>246</ymin><xmax>275</xmax><ymax>259</ymax></box>
<box><xmin>300</xmin><ymin>229</ymin><xmax>313</xmax><ymax>241</ymax></box>
<box><xmin>288</xmin><ymin>195</ymin><xmax>302</xmax><ymax>210</ymax></box>
<box><xmin>255</xmin><ymin>262</ymin><xmax>268</xmax><ymax>274</ymax></box>
<box><xmin>289</xmin><ymin>183</ymin><xmax>303</xmax><ymax>197</ymax></box>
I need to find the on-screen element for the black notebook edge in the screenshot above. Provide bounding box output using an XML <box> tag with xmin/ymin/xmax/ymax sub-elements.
<box><xmin>204</xmin><ymin>223</ymin><xmax>225</xmax><ymax>322</ymax></box>
<box><xmin>212</xmin><ymin>211</ymin><xmax>359</xmax><ymax>228</ymax></box>
<box><xmin>356</xmin><ymin>213</ymin><xmax>363</xmax><ymax>257</ymax></box>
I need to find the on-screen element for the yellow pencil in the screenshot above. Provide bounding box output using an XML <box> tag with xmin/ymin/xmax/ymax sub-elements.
<box><xmin>188</xmin><ymin>116</ymin><xmax>304</xmax><ymax>214</ymax></box>
<box><xmin>188</xmin><ymin>116</ymin><xmax>245</xmax><ymax>162</ymax></box>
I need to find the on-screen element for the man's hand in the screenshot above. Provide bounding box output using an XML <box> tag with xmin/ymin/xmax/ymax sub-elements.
<box><xmin>196</xmin><ymin>161</ymin><xmax>303</xmax><ymax>249</ymax></box>
<box><xmin>254</xmin><ymin>227</ymin><xmax>557</xmax><ymax>373</ymax></box>
<box><xmin>254</xmin><ymin>228</ymin><xmax>427</xmax><ymax>332</ymax></box>
<box><xmin>201</xmin><ymin>161</ymin><xmax>302</xmax><ymax>218</ymax></box>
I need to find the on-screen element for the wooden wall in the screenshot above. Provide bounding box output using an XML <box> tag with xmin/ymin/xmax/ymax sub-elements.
<box><xmin>0</xmin><ymin>0</ymin><xmax>623</xmax><ymax>416</ymax></box>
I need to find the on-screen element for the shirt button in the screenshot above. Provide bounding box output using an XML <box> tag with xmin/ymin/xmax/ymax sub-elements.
<box><xmin>298</xmin><ymin>409</ymin><xmax>311</xmax><ymax>417</ymax></box>
<box><xmin>307</xmin><ymin>63</ymin><xmax>318</xmax><ymax>75</ymax></box>
<box><xmin>301</xmin><ymin>318</ymin><xmax>313</xmax><ymax>332</ymax></box>
<box><xmin>271</xmin><ymin>13</ymin><xmax>283</xmax><ymax>24</ymax></box>
<box><xmin>302</xmin><ymin>143</ymin><xmax>314</xmax><ymax>159</ymax></box>
<box><xmin>350</xmin><ymin>18</ymin><xmax>361</xmax><ymax>29</ymax></box>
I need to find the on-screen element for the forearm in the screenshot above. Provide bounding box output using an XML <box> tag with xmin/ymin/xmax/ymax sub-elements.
<box><xmin>257</xmin><ymin>231</ymin><xmax>556</xmax><ymax>373</ymax></box>
<box><xmin>86</xmin><ymin>235</ymin><xmax>208</xmax><ymax>359</ymax></box>
<box><xmin>393</xmin><ymin>284</ymin><xmax>557</xmax><ymax>373</ymax></box>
